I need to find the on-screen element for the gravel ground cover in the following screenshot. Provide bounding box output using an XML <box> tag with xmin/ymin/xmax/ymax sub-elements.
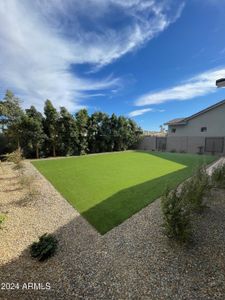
<box><xmin>0</xmin><ymin>159</ymin><xmax>225</xmax><ymax>299</ymax></box>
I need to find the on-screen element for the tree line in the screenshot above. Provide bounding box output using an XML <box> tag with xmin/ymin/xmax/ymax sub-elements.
<box><xmin>0</xmin><ymin>90</ymin><xmax>142</xmax><ymax>158</ymax></box>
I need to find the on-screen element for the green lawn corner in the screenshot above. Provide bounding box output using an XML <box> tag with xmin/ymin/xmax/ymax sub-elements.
<box><xmin>32</xmin><ymin>151</ymin><xmax>216</xmax><ymax>234</ymax></box>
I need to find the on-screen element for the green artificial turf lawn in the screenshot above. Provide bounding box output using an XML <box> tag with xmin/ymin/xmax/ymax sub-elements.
<box><xmin>32</xmin><ymin>151</ymin><xmax>216</xmax><ymax>234</ymax></box>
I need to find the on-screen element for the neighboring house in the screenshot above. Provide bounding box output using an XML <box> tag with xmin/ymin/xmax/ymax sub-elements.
<box><xmin>138</xmin><ymin>99</ymin><xmax>225</xmax><ymax>154</ymax></box>
<box><xmin>165</xmin><ymin>99</ymin><xmax>225</xmax><ymax>137</ymax></box>
<box><xmin>164</xmin><ymin>99</ymin><xmax>225</xmax><ymax>154</ymax></box>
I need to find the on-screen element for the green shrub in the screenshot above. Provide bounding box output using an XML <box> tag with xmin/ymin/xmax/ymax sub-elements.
<box><xmin>170</xmin><ymin>149</ymin><xmax>177</xmax><ymax>153</ymax></box>
<box><xmin>30</xmin><ymin>233</ymin><xmax>58</xmax><ymax>261</ymax></box>
<box><xmin>211</xmin><ymin>163</ymin><xmax>225</xmax><ymax>188</ymax></box>
<box><xmin>161</xmin><ymin>188</ymin><xmax>191</xmax><ymax>242</ymax></box>
<box><xmin>181</xmin><ymin>167</ymin><xmax>210</xmax><ymax>212</ymax></box>
<box><xmin>161</xmin><ymin>167</ymin><xmax>214</xmax><ymax>243</ymax></box>
<box><xmin>0</xmin><ymin>214</ymin><xmax>6</xmax><ymax>228</ymax></box>
<box><xmin>80</xmin><ymin>150</ymin><xmax>87</xmax><ymax>155</ymax></box>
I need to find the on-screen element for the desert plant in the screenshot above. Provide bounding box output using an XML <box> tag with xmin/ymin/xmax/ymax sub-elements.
<box><xmin>30</xmin><ymin>233</ymin><xmax>58</xmax><ymax>261</ymax></box>
<box><xmin>181</xmin><ymin>167</ymin><xmax>210</xmax><ymax>212</ymax></box>
<box><xmin>211</xmin><ymin>163</ymin><xmax>225</xmax><ymax>188</ymax></box>
<box><xmin>0</xmin><ymin>214</ymin><xmax>6</xmax><ymax>228</ymax></box>
<box><xmin>19</xmin><ymin>174</ymin><xmax>35</xmax><ymax>187</ymax></box>
<box><xmin>4</xmin><ymin>148</ymin><xmax>23</xmax><ymax>165</ymax></box>
<box><xmin>19</xmin><ymin>174</ymin><xmax>38</xmax><ymax>203</ymax></box>
<box><xmin>161</xmin><ymin>188</ymin><xmax>191</xmax><ymax>242</ymax></box>
<box><xmin>13</xmin><ymin>160</ymin><xmax>25</xmax><ymax>170</ymax></box>
<box><xmin>17</xmin><ymin>186</ymin><xmax>39</xmax><ymax>206</ymax></box>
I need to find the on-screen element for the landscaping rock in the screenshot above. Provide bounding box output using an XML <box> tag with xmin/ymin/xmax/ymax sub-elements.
<box><xmin>0</xmin><ymin>161</ymin><xmax>224</xmax><ymax>299</ymax></box>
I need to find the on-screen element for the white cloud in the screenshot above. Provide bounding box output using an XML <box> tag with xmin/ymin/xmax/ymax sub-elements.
<box><xmin>135</xmin><ymin>68</ymin><xmax>225</xmax><ymax>106</ymax></box>
<box><xmin>128</xmin><ymin>107</ymin><xmax>165</xmax><ymax>117</ymax></box>
<box><xmin>0</xmin><ymin>0</ymin><xmax>184</xmax><ymax>111</ymax></box>
<box><xmin>128</xmin><ymin>108</ymin><xmax>153</xmax><ymax>117</ymax></box>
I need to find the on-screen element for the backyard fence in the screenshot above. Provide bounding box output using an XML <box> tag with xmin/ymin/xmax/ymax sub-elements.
<box><xmin>205</xmin><ymin>137</ymin><xmax>224</xmax><ymax>154</ymax></box>
<box><xmin>137</xmin><ymin>135</ymin><xmax>225</xmax><ymax>155</ymax></box>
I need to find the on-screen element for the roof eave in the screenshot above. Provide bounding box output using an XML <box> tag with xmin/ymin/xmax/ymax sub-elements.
<box><xmin>164</xmin><ymin>121</ymin><xmax>187</xmax><ymax>126</ymax></box>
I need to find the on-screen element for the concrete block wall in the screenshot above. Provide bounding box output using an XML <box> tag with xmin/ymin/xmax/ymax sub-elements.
<box><xmin>138</xmin><ymin>136</ymin><xmax>156</xmax><ymax>151</ymax></box>
<box><xmin>186</xmin><ymin>137</ymin><xmax>205</xmax><ymax>154</ymax></box>
<box><xmin>137</xmin><ymin>136</ymin><xmax>225</xmax><ymax>154</ymax></box>
<box><xmin>166</xmin><ymin>136</ymin><xmax>206</xmax><ymax>153</ymax></box>
<box><xmin>166</xmin><ymin>136</ymin><xmax>188</xmax><ymax>152</ymax></box>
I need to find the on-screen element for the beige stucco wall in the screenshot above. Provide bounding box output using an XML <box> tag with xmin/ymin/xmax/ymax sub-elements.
<box><xmin>138</xmin><ymin>136</ymin><xmax>156</xmax><ymax>151</ymax></box>
<box><xmin>166</xmin><ymin>136</ymin><xmax>206</xmax><ymax>153</ymax></box>
<box><xmin>186</xmin><ymin>136</ymin><xmax>206</xmax><ymax>153</ymax></box>
<box><xmin>166</xmin><ymin>136</ymin><xmax>188</xmax><ymax>152</ymax></box>
<box><xmin>137</xmin><ymin>136</ymin><xmax>225</xmax><ymax>154</ymax></box>
<box><xmin>168</xmin><ymin>102</ymin><xmax>225</xmax><ymax>137</ymax></box>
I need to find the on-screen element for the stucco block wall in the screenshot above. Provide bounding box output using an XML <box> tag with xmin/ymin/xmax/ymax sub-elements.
<box><xmin>186</xmin><ymin>136</ymin><xmax>205</xmax><ymax>153</ymax></box>
<box><xmin>166</xmin><ymin>136</ymin><xmax>206</xmax><ymax>153</ymax></box>
<box><xmin>137</xmin><ymin>136</ymin><xmax>225</xmax><ymax>154</ymax></box>
<box><xmin>166</xmin><ymin>136</ymin><xmax>188</xmax><ymax>152</ymax></box>
<box><xmin>138</xmin><ymin>136</ymin><xmax>156</xmax><ymax>151</ymax></box>
<box><xmin>168</xmin><ymin>102</ymin><xmax>225</xmax><ymax>137</ymax></box>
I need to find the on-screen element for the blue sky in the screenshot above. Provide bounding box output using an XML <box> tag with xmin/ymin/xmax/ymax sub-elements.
<box><xmin>1</xmin><ymin>0</ymin><xmax>225</xmax><ymax>130</ymax></box>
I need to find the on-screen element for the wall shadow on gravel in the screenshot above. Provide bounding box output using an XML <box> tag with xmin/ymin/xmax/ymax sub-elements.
<box><xmin>0</xmin><ymin>215</ymin><xmax>100</xmax><ymax>300</ymax></box>
<box><xmin>1</xmin><ymin>188</ymin><xmax>225</xmax><ymax>300</ymax></box>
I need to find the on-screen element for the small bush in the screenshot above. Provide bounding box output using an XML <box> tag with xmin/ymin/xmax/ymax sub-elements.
<box><xmin>0</xmin><ymin>214</ymin><xmax>6</xmax><ymax>228</ymax></box>
<box><xmin>170</xmin><ymin>149</ymin><xmax>177</xmax><ymax>153</ymax></box>
<box><xmin>211</xmin><ymin>163</ymin><xmax>225</xmax><ymax>188</ymax></box>
<box><xmin>19</xmin><ymin>174</ymin><xmax>35</xmax><ymax>188</ymax></box>
<box><xmin>80</xmin><ymin>150</ymin><xmax>87</xmax><ymax>155</ymax></box>
<box><xmin>161</xmin><ymin>188</ymin><xmax>191</xmax><ymax>242</ymax></box>
<box><xmin>181</xmin><ymin>167</ymin><xmax>210</xmax><ymax>212</ymax></box>
<box><xmin>18</xmin><ymin>174</ymin><xmax>39</xmax><ymax>205</ymax></box>
<box><xmin>4</xmin><ymin>148</ymin><xmax>23</xmax><ymax>165</ymax></box>
<box><xmin>30</xmin><ymin>233</ymin><xmax>58</xmax><ymax>261</ymax></box>
<box><xmin>13</xmin><ymin>160</ymin><xmax>25</xmax><ymax>170</ymax></box>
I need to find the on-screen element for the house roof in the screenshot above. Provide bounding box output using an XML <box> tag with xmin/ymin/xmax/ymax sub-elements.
<box><xmin>164</xmin><ymin>118</ymin><xmax>187</xmax><ymax>125</ymax></box>
<box><xmin>165</xmin><ymin>99</ymin><xmax>225</xmax><ymax>126</ymax></box>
